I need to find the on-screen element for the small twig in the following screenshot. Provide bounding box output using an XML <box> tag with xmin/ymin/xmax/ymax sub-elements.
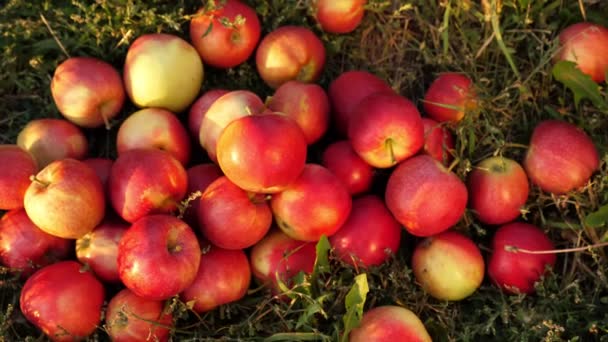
<box><xmin>40</xmin><ymin>14</ymin><xmax>70</xmax><ymax>58</ymax></box>
<box><xmin>505</xmin><ymin>241</ymin><xmax>608</xmax><ymax>254</ymax></box>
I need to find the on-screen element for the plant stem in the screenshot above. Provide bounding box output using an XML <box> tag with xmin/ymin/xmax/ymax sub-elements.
<box><xmin>504</xmin><ymin>241</ymin><xmax>608</xmax><ymax>254</ymax></box>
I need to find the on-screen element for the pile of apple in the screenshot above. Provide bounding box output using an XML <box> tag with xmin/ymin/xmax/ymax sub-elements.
<box><xmin>1</xmin><ymin>0</ymin><xmax>607</xmax><ymax>340</ymax></box>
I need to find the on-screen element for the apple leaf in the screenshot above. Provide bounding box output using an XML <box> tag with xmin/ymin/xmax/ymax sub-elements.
<box><xmin>311</xmin><ymin>236</ymin><xmax>331</xmax><ymax>281</ymax></box>
<box><xmin>552</xmin><ymin>61</ymin><xmax>607</xmax><ymax>109</ymax></box>
<box><xmin>340</xmin><ymin>273</ymin><xmax>369</xmax><ymax>342</ymax></box>
<box><xmin>584</xmin><ymin>204</ymin><xmax>608</xmax><ymax>228</ymax></box>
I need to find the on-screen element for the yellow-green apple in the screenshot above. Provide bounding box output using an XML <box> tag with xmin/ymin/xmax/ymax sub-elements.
<box><xmin>468</xmin><ymin>156</ymin><xmax>529</xmax><ymax>225</ymax></box>
<box><xmin>17</xmin><ymin>118</ymin><xmax>88</xmax><ymax>168</ymax></box>
<box><xmin>412</xmin><ymin>231</ymin><xmax>484</xmax><ymax>301</ymax></box>
<box><xmin>183</xmin><ymin>163</ymin><xmax>223</xmax><ymax>228</ymax></box>
<box><xmin>423</xmin><ymin>73</ymin><xmax>477</xmax><ymax>123</ymax></box>
<box><xmin>123</xmin><ymin>33</ymin><xmax>204</xmax><ymax>112</ymax></box>
<box><xmin>349</xmin><ymin>305</ymin><xmax>432</xmax><ymax>342</ymax></box>
<box><xmin>116</xmin><ymin>108</ymin><xmax>191</xmax><ymax>166</ymax></box>
<box><xmin>20</xmin><ymin>261</ymin><xmax>104</xmax><ymax>342</ymax></box>
<box><xmin>50</xmin><ymin>56</ymin><xmax>125</xmax><ymax>128</ymax></box>
<box><xmin>0</xmin><ymin>145</ymin><xmax>37</xmax><ymax>210</ymax></box>
<box><xmin>117</xmin><ymin>215</ymin><xmax>201</xmax><ymax>300</ymax></box>
<box><xmin>216</xmin><ymin>113</ymin><xmax>307</xmax><ymax>193</ymax></box>
<box><xmin>488</xmin><ymin>222</ymin><xmax>556</xmax><ymax>294</ymax></box>
<box><xmin>109</xmin><ymin>149</ymin><xmax>187</xmax><ymax>223</ymax></box>
<box><xmin>188</xmin><ymin>89</ymin><xmax>229</xmax><ymax>139</ymax></box>
<box><xmin>24</xmin><ymin>159</ymin><xmax>105</xmax><ymax>239</ymax></box>
<box><xmin>421</xmin><ymin>118</ymin><xmax>454</xmax><ymax>166</ymax></box>
<box><xmin>556</xmin><ymin>22</ymin><xmax>608</xmax><ymax>83</ymax></box>
<box><xmin>348</xmin><ymin>93</ymin><xmax>424</xmax><ymax>168</ymax></box>
<box><xmin>523</xmin><ymin>120</ymin><xmax>599</xmax><ymax>195</ymax></box>
<box><xmin>270</xmin><ymin>164</ymin><xmax>352</xmax><ymax>242</ymax></box>
<box><xmin>189</xmin><ymin>0</ymin><xmax>261</xmax><ymax>68</ymax></box>
<box><xmin>315</xmin><ymin>0</ymin><xmax>366</xmax><ymax>34</ymax></box>
<box><xmin>385</xmin><ymin>155</ymin><xmax>467</xmax><ymax>237</ymax></box>
<box><xmin>321</xmin><ymin>140</ymin><xmax>374</xmax><ymax>195</ymax></box>
<box><xmin>329</xmin><ymin>195</ymin><xmax>401</xmax><ymax>267</ymax></box>
<box><xmin>255</xmin><ymin>26</ymin><xmax>326</xmax><ymax>89</ymax></box>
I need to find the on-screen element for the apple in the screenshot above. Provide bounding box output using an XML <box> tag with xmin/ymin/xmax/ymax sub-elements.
<box><xmin>329</xmin><ymin>195</ymin><xmax>401</xmax><ymax>267</ymax></box>
<box><xmin>468</xmin><ymin>156</ymin><xmax>529</xmax><ymax>225</ymax></box>
<box><xmin>117</xmin><ymin>214</ymin><xmax>201</xmax><ymax>300</ymax></box>
<box><xmin>188</xmin><ymin>89</ymin><xmax>229</xmax><ymax>139</ymax></box>
<box><xmin>0</xmin><ymin>145</ymin><xmax>37</xmax><ymax>210</ymax></box>
<box><xmin>421</xmin><ymin>118</ymin><xmax>454</xmax><ymax>165</ymax></box>
<box><xmin>423</xmin><ymin>73</ymin><xmax>477</xmax><ymax>123</ymax></box>
<box><xmin>20</xmin><ymin>261</ymin><xmax>105</xmax><ymax>342</ymax></box>
<box><xmin>189</xmin><ymin>0</ymin><xmax>261</xmax><ymax>68</ymax></box>
<box><xmin>17</xmin><ymin>118</ymin><xmax>88</xmax><ymax>168</ymax></box>
<box><xmin>385</xmin><ymin>155</ymin><xmax>468</xmax><ymax>237</ymax></box>
<box><xmin>321</xmin><ymin>140</ymin><xmax>374</xmax><ymax>195</ymax></box>
<box><xmin>216</xmin><ymin>113</ymin><xmax>307</xmax><ymax>194</ymax></box>
<box><xmin>556</xmin><ymin>22</ymin><xmax>608</xmax><ymax>83</ymax></box>
<box><xmin>412</xmin><ymin>231</ymin><xmax>484</xmax><ymax>301</ymax></box>
<box><xmin>82</xmin><ymin>157</ymin><xmax>113</xmax><ymax>190</ymax></box>
<box><xmin>183</xmin><ymin>163</ymin><xmax>223</xmax><ymax>228</ymax></box>
<box><xmin>109</xmin><ymin>149</ymin><xmax>188</xmax><ymax>223</ymax></box>
<box><xmin>123</xmin><ymin>33</ymin><xmax>204</xmax><ymax>113</ymax></box>
<box><xmin>24</xmin><ymin>158</ymin><xmax>105</xmax><ymax>239</ymax></box>
<box><xmin>523</xmin><ymin>120</ymin><xmax>599</xmax><ymax>194</ymax></box>
<box><xmin>116</xmin><ymin>107</ymin><xmax>191</xmax><ymax>166</ymax></box>
<box><xmin>315</xmin><ymin>0</ymin><xmax>366</xmax><ymax>34</ymax></box>
<box><xmin>181</xmin><ymin>245</ymin><xmax>251</xmax><ymax>313</ymax></box>
<box><xmin>349</xmin><ymin>305</ymin><xmax>432</xmax><ymax>342</ymax></box>
<box><xmin>105</xmin><ymin>288</ymin><xmax>173</xmax><ymax>342</ymax></box>
<box><xmin>255</xmin><ymin>25</ymin><xmax>326</xmax><ymax>89</ymax></box>
<box><xmin>348</xmin><ymin>92</ymin><xmax>424</xmax><ymax>168</ymax></box>
<box><xmin>270</xmin><ymin>164</ymin><xmax>352</xmax><ymax>242</ymax></box>
<box><xmin>51</xmin><ymin>56</ymin><xmax>125</xmax><ymax>128</ymax></box>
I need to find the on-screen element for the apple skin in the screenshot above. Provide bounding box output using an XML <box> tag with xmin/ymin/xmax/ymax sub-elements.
<box><xmin>255</xmin><ymin>26</ymin><xmax>326</xmax><ymax>89</ymax></box>
<box><xmin>17</xmin><ymin>118</ymin><xmax>88</xmax><ymax>169</ymax></box>
<box><xmin>0</xmin><ymin>209</ymin><xmax>72</xmax><ymax>278</ymax></box>
<box><xmin>329</xmin><ymin>195</ymin><xmax>401</xmax><ymax>267</ymax></box>
<box><xmin>523</xmin><ymin>120</ymin><xmax>599</xmax><ymax>195</ymax></box>
<box><xmin>421</xmin><ymin>118</ymin><xmax>454</xmax><ymax>166</ymax></box>
<box><xmin>180</xmin><ymin>245</ymin><xmax>251</xmax><ymax>313</ymax></box>
<box><xmin>270</xmin><ymin>164</ymin><xmax>352</xmax><ymax>242</ymax></box>
<box><xmin>267</xmin><ymin>80</ymin><xmax>330</xmax><ymax>144</ymax></box>
<box><xmin>556</xmin><ymin>22</ymin><xmax>608</xmax><ymax>83</ymax></box>
<box><xmin>468</xmin><ymin>156</ymin><xmax>529</xmax><ymax>225</ymax></box>
<box><xmin>24</xmin><ymin>158</ymin><xmax>105</xmax><ymax>239</ymax></box>
<box><xmin>183</xmin><ymin>163</ymin><xmax>223</xmax><ymax>228</ymax></box>
<box><xmin>385</xmin><ymin>155</ymin><xmax>468</xmax><ymax>237</ymax></box>
<box><xmin>188</xmin><ymin>89</ymin><xmax>229</xmax><ymax>139</ymax></box>
<box><xmin>349</xmin><ymin>305</ymin><xmax>432</xmax><ymax>342</ymax></box>
<box><xmin>123</xmin><ymin>33</ymin><xmax>204</xmax><ymax>113</ymax></box>
<box><xmin>423</xmin><ymin>73</ymin><xmax>477</xmax><ymax>123</ymax></box>
<box><xmin>189</xmin><ymin>0</ymin><xmax>261</xmax><ymax>68</ymax></box>
<box><xmin>0</xmin><ymin>145</ymin><xmax>38</xmax><ymax>210</ymax></box>
<box><xmin>348</xmin><ymin>93</ymin><xmax>424</xmax><ymax>168</ymax></box>
<box><xmin>82</xmin><ymin>157</ymin><xmax>113</xmax><ymax>190</ymax></box>
<box><xmin>117</xmin><ymin>215</ymin><xmax>201</xmax><ymax>300</ymax></box>
<box><xmin>109</xmin><ymin>149</ymin><xmax>188</xmax><ymax>223</ymax></box>
<box><xmin>20</xmin><ymin>261</ymin><xmax>105</xmax><ymax>342</ymax></box>
<box><xmin>51</xmin><ymin>56</ymin><xmax>125</xmax><ymax>128</ymax></box>
<box><xmin>216</xmin><ymin>113</ymin><xmax>308</xmax><ymax>194</ymax></box>
<box><xmin>321</xmin><ymin>140</ymin><xmax>374</xmax><ymax>195</ymax></box>
<box><xmin>315</xmin><ymin>0</ymin><xmax>366</xmax><ymax>34</ymax></box>
<box><xmin>412</xmin><ymin>231</ymin><xmax>485</xmax><ymax>301</ymax></box>
<box><xmin>105</xmin><ymin>288</ymin><xmax>173</xmax><ymax>342</ymax></box>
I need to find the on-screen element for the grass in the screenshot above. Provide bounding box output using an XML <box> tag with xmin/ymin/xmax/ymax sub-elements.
<box><xmin>1</xmin><ymin>0</ymin><xmax>608</xmax><ymax>341</ymax></box>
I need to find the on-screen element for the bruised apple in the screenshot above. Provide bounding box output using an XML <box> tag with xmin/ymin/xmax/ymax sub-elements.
<box><xmin>349</xmin><ymin>306</ymin><xmax>432</xmax><ymax>342</ymax></box>
<box><xmin>423</xmin><ymin>73</ymin><xmax>477</xmax><ymax>123</ymax></box>
<box><xmin>556</xmin><ymin>22</ymin><xmax>608</xmax><ymax>83</ymax></box>
<box><xmin>321</xmin><ymin>140</ymin><xmax>374</xmax><ymax>195</ymax></box>
<box><xmin>0</xmin><ymin>145</ymin><xmax>38</xmax><ymax>210</ymax></box>
<box><xmin>315</xmin><ymin>0</ymin><xmax>366</xmax><ymax>34</ymax></box>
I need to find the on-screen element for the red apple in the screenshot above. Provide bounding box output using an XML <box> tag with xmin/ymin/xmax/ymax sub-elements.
<box><xmin>189</xmin><ymin>0</ymin><xmax>261</xmax><ymax>68</ymax></box>
<box><xmin>556</xmin><ymin>22</ymin><xmax>608</xmax><ymax>83</ymax></box>
<box><xmin>51</xmin><ymin>56</ymin><xmax>125</xmax><ymax>128</ymax></box>
<box><xmin>117</xmin><ymin>215</ymin><xmax>201</xmax><ymax>300</ymax></box>
<box><xmin>188</xmin><ymin>89</ymin><xmax>229</xmax><ymax>139</ymax></box>
<box><xmin>0</xmin><ymin>145</ymin><xmax>37</xmax><ymax>210</ymax></box>
<box><xmin>321</xmin><ymin>140</ymin><xmax>374</xmax><ymax>195</ymax></box>
<box><xmin>385</xmin><ymin>155</ymin><xmax>468</xmax><ymax>237</ymax></box>
<box><xmin>183</xmin><ymin>163</ymin><xmax>223</xmax><ymax>228</ymax></box>
<box><xmin>20</xmin><ymin>261</ymin><xmax>105</xmax><ymax>342</ymax></box>
<box><xmin>315</xmin><ymin>0</ymin><xmax>366</xmax><ymax>34</ymax></box>
<box><xmin>423</xmin><ymin>73</ymin><xmax>477</xmax><ymax>123</ymax></box>
<box><xmin>488</xmin><ymin>222</ymin><xmax>556</xmax><ymax>294</ymax></box>
<box><xmin>468</xmin><ymin>156</ymin><xmax>529</xmax><ymax>225</ymax></box>
<box><xmin>523</xmin><ymin>120</ymin><xmax>599</xmax><ymax>195</ymax></box>
<box><xmin>255</xmin><ymin>26</ymin><xmax>326</xmax><ymax>89</ymax></box>
<box><xmin>349</xmin><ymin>306</ymin><xmax>432</xmax><ymax>342</ymax></box>
<box><xmin>421</xmin><ymin>118</ymin><xmax>454</xmax><ymax>165</ymax></box>
<box><xmin>82</xmin><ymin>157</ymin><xmax>113</xmax><ymax>190</ymax></box>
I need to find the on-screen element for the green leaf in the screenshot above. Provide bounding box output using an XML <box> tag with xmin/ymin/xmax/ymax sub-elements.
<box><xmin>552</xmin><ymin>61</ymin><xmax>607</xmax><ymax>109</ymax></box>
<box><xmin>296</xmin><ymin>294</ymin><xmax>330</xmax><ymax>329</ymax></box>
<box><xmin>263</xmin><ymin>332</ymin><xmax>328</xmax><ymax>342</ymax></box>
<box><xmin>585</xmin><ymin>204</ymin><xmax>608</xmax><ymax>228</ymax></box>
<box><xmin>340</xmin><ymin>274</ymin><xmax>369</xmax><ymax>342</ymax></box>
<box><xmin>311</xmin><ymin>236</ymin><xmax>331</xmax><ymax>282</ymax></box>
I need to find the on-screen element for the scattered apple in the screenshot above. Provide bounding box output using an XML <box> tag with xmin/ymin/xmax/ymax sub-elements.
<box><xmin>421</xmin><ymin>118</ymin><xmax>454</xmax><ymax>165</ymax></box>
<box><xmin>349</xmin><ymin>305</ymin><xmax>432</xmax><ymax>342</ymax></box>
<box><xmin>0</xmin><ymin>145</ymin><xmax>37</xmax><ymax>210</ymax></box>
<box><xmin>188</xmin><ymin>89</ymin><xmax>229</xmax><ymax>139</ymax></box>
<box><xmin>315</xmin><ymin>0</ymin><xmax>366</xmax><ymax>34</ymax></box>
<box><xmin>321</xmin><ymin>140</ymin><xmax>374</xmax><ymax>195</ymax></box>
<box><xmin>423</xmin><ymin>73</ymin><xmax>476</xmax><ymax>123</ymax></box>
<box><xmin>556</xmin><ymin>22</ymin><xmax>608</xmax><ymax>83</ymax></box>
<box><xmin>183</xmin><ymin>163</ymin><xmax>223</xmax><ymax>228</ymax></box>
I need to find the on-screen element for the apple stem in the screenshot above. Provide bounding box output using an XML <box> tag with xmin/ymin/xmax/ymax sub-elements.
<box><xmin>503</xmin><ymin>142</ymin><xmax>529</xmax><ymax>149</ymax></box>
<box><xmin>447</xmin><ymin>157</ymin><xmax>460</xmax><ymax>173</ymax></box>
<box><xmin>101</xmin><ymin>112</ymin><xmax>111</xmax><ymax>130</ymax></box>
<box><xmin>504</xmin><ymin>241</ymin><xmax>608</xmax><ymax>254</ymax></box>
<box><xmin>385</xmin><ymin>138</ymin><xmax>396</xmax><ymax>165</ymax></box>
<box><xmin>29</xmin><ymin>175</ymin><xmax>50</xmax><ymax>188</ymax></box>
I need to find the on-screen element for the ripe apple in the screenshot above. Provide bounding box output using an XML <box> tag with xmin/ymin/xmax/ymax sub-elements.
<box><xmin>82</xmin><ymin>157</ymin><xmax>113</xmax><ymax>190</ymax></box>
<box><xmin>412</xmin><ymin>231</ymin><xmax>484</xmax><ymax>301</ymax></box>
<box><xmin>421</xmin><ymin>118</ymin><xmax>454</xmax><ymax>165</ymax></box>
<box><xmin>315</xmin><ymin>0</ymin><xmax>366</xmax><ymax>34</ymax></box>
<box><xmin>0</xmin><ymin>145</ymin><xmax>37</xmax><ymax>210</ymax></box>
<box><xmin>116</xmin><ymin>107</ymin><xmax>191</xmax><ymax>166</ymax></box>
<box><xmin>348</xmin><ymin>92</ymin><xmax>424</xmax><ymax>168</ymax></box>
<box><xmin>188</xmin><ymin>89</ymin><xmax>229</xmax><ymax>139</ymax></box>
<box><xmin>468</xmin><ymin>156</ymin><xmax>529</xmax><ymax>225</ymax></box>
<box><xmin>183</xmin><ymin>163</ymin><xmax>223</xmax><ymax>228</ymax></box>
<box><xmin>321</xmin><ymin>140</ymin><xmax>374</xmax><ymax>195</ymax></box>
<box><xmin>216</xmin><ymin>113</ymin><xmax>307</xmax><ymax>194</ymax></box>
<box><xmin>349</xmin><ymin>305</ymin><xmax>432</xmax><ymax>342</ymax></box>
<box><xmin>189</xmin><ymin>0</ymin><xmax>261</xmax><ymax>68</ymax></box>
<box><xmin>255</xmin><ymin>26</ymin><xmax>326</xmax><ymax>89</ymax></box>
<box><xmin>488</xmin><ymin>222</ymin><xmax>556</xmax><ymax>294</ymax></box>
<box><xmin>385</xmin><ymin>155</ymin><xmax>468</xmax><ymax>237</ymax></box>
<box><xmin>556</xmin><ymin>22</ymin><xmax>608</xmax><ymax>83</ymax></box>
<box><xmin>20</xmin><ymin>261</ymin><xmax>104</xmax><ymax>342</ymax></box>
<box><xmin>109</xmin><ymin>149</ymin><xmax>187</xmax><ymax>223</ymax></box>
<box><xmin>117</xmin><ymin>215</ymin><xmax>201</xmax><ymax>300</ymax></box>
<box><xmin>50</xmin><ymin>56</ymin><xmax>125</xmax><ymax>128</ymax></box>
<box><xmin>123</xmin><ymin>33</ymin><xmax>204</xmax><ymax>112</ymax></box>
<box><xmin>329</xmin><ymin>195</ymin><xmax>401</xmax><ymax>267</ymax></box>
<box><xmin>24</xmin><ymin>158</ymin><xmax>105</xmax><ymax>239</ymax></box>
<box><xmin>423</xmin><ymin>73</ymin><xmax>477</xmax><ymax>123</ymax></box>
<box><xmin>523</xmin><ymin>120</ymin><xmax>599</xmax><ymax>194</ymax></box>
<box><xmin>17</xmin><ymin>118</ymin><xmax>88</xmax><ymax>168</ymax></box>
